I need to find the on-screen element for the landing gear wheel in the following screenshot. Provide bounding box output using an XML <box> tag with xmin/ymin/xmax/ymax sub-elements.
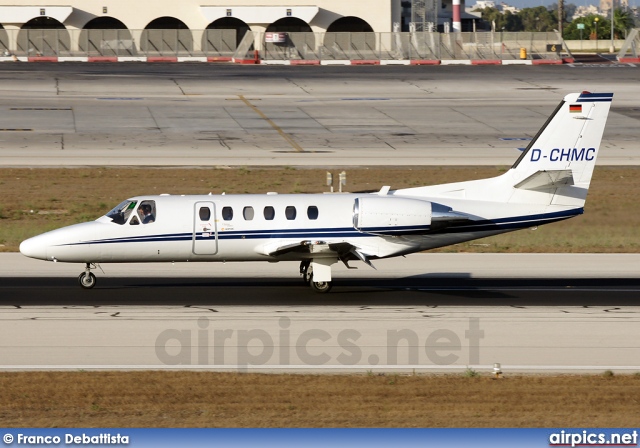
<box><xmin>310</xmin><ymin>277</ymin><xmax>332</xmax><ymax>293</ymax></box>
<box><xmin>78</xmin><ymin>272</ymin><xmax>96</xmax><ymax>289</ymax></box>
<box><xmin>300</xmin><ymin>261</ymin><xmax>312</xmax><ymax>285</ymax></box>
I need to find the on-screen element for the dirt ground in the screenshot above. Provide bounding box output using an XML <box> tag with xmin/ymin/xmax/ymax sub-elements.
<box><xmin>0</xmin><ymin>372</ymin><xmax>638</xmax><ymax>427</ymax></box>
<box><xmin>1</xmin><ymin>166</ymin><xmax>639</xmax><ymax>252</ymax></box>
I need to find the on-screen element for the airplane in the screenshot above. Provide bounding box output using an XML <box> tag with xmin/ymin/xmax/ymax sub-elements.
<box><xmin>20</xmin><ymin>91</ymin><xmax>613</xmax><ymax>293</ymax></box>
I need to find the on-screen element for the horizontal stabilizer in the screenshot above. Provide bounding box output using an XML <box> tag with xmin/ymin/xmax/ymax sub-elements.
<box><xmin>514</xmin><ymin>170</ymin><xmax>574</xmax><ymax>191</ymax></box>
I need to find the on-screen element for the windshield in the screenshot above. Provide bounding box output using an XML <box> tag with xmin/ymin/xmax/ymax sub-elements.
<box><xmin>106</xmin><ymin>200</ymin><xmax>137</xmax><ymax>225</ymax></box>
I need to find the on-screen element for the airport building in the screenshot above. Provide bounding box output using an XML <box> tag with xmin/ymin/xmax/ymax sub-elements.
<box><xmin>0</xmin><ymin>0</ymin><xmax>474</xmax><ymax>36</ymax></box>
<box><xmin>0</xmin><ymin>0</ymin><xmax>393</xmax><ymax>36</ymax></box>
<box><xmin>0</xmin><ymin>0</ymin><xmax>494</xmax><ymax>62</ymax></box>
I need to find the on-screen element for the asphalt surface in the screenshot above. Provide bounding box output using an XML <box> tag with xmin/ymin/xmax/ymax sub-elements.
<box><xmin>2</xmin><ymin>276</ymin><xmax>640</xmax><ymax>307</ymax></box>
<box><xmin>0</xmin><ymin>61</ymin><xmax>637</xmax><ymax>77</ymax></box>
<box><xmin>4</xmin><ymin>253</ymin><xmax>640</xmax><ymax>306</ymax></box>
<box><xmin>1</xmin><ymin>63</ymin><xmax>639</xmax><ymax>166</ymax></box>
<box><xmin>2</xmin><ymin>273</ymin><xmax>639</xmax><ymax>371</ymax></box>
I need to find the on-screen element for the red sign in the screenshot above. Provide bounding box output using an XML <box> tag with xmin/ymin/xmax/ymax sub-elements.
<box><xmin>265</xmin><ymin>32</ymin><xmax>287</xmax><ymax>43</ymax></box>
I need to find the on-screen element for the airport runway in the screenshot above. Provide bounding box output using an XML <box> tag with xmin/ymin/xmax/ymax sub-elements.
<box><xmin>0</xmin><ymin>64</ymin><xmax>639</xmax><ymax>167</ymax></box>
<box><xmin>2</xmin><ymin>65</ymin><xmax>639</xmax><ymax>373</ymax></box>
<box><xmin>2</xmin><ymin>253</ymin><xmax>640</xmax><ymax>372</ymax></box>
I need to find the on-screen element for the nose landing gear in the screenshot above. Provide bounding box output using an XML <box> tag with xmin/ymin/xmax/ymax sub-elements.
<box><xmin>78</xmin><ymin>263</ymin><xmax>97</xmax><ymax>289</ymax></box>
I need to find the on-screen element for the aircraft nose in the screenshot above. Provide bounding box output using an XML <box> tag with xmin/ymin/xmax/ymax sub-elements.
<box><xmin>19</xmin><ymin>235</ymin><xmax>49</xmax><ymax>260</ymax></box>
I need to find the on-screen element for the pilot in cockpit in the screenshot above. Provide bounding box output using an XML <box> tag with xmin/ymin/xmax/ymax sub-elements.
<box><xmin>138</xmin><ymin>204</ymin><xmax>155</xmax><ymax>224</ymax></box>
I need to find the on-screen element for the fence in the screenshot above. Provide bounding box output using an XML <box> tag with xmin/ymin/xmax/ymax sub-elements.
<box><xmin>617</xmin><ymin>28</ymin><xmax>640</xmax><ymax>61</ymax></box>
<box><xmin>236</xmin><ymin>31</ymin><xmax>569</xmax><ymax>62</ymax></box>
<box><xmin>0</xmin><ymin>28</ymin><xmax>570</xmax><ymax>62</ymax></box>
<box><xmin>0</xmin><ymin>28</ymin><xmax>238</xmax><ymax>58</ymax></box>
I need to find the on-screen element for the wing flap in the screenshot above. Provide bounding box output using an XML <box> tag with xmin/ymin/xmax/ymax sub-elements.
<box><xmin>259</xmin><ymin>240</ymin><xmax>376</xmax><ymax>269</ymax></box>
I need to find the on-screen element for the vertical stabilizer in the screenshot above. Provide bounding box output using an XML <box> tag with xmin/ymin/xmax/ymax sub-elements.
<box><xmin>391</xmin><ymin>92</ymin><xmax>612</xmax><ymax>208</ymax></box>
<box><xmin>511</xmin><ymin>92</ymin><xmax>613</xmax><ymax>189</ymax></box>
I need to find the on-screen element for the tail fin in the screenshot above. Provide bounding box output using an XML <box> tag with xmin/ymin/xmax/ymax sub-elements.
<box><xmin>511</xmin><ymin>91</ymin><xmax>613</xmax><ymax>189</ymax></box>
<box><xmin>392</xmin><ymin>92</ymin><xmax>612</xmax><ymax>207</ymax></box>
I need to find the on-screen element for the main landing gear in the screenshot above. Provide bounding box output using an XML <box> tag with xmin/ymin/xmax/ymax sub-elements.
<box><xmin>300</xmin><ymin>260</ymin><xmax>333</xmax><ymax>293</ymax></box>
<box><xmin>78</xmin><ymin>263</ymin><xmax>97</xmax><ymax>289</ymax></box>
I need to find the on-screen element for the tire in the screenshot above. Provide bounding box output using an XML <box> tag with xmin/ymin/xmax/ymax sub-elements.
<box><xmin>78</xmin><ymin>272</ymin><xmax>97</xmax><ymax>289</ymax></box>
<box><xmin>310</xmin><ymin>279</ymin><xmax>332</xmax><ymax>293</ymax></box>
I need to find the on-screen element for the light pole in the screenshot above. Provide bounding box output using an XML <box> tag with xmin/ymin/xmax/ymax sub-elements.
<box><xmin>594</xmin><ymin>17</ymin><xmax>599</xmax><ymax>53</ymax></box>
<box><xmin>610</xmin><ymin>2</ymin><xmax>615</xmax><ymax>53</ymax></box>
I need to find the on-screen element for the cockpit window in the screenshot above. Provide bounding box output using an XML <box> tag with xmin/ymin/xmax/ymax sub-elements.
<box><xmin>136</xmin><ymin>200</ymin><xmax>156</xmax><ymax>224</ymax></box>
<box><xmin>106</xmin><ymin>200</ymin><xmax>137</xmax><ymax>225</ymax></box>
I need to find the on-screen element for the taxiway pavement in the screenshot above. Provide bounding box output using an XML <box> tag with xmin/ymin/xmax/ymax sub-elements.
<box><xmin>0</xmin><ymin>64</ymin><xmax>639</xmax><ymax>167</ymax></box>
<box><xmin>2</xmin><ymin>253</ymin><xmax>639</xmax><ymax>373</ymax></box>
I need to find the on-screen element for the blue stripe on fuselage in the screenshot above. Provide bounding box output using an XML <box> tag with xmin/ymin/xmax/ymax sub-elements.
<box><xmin>58</xmin><ymin>208</ymin><xmax>582</xmax><ymax>247</ymax></box>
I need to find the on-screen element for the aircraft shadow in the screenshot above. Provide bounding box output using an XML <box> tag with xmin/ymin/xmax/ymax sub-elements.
<box><xmin>2</xmin><ymin>276</ymin><xmax>639</xmax><ymax>307</ymax></box>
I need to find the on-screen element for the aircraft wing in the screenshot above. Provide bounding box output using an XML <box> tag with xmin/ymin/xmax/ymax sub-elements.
<box><xmin>259</xmin><ymin>240</ymin><xmax>377</xmax><ymax>268</ymax></box>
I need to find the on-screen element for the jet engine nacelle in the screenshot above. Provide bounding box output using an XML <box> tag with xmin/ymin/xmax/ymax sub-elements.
<box><xmin>353</xmin><ymin>197</ymin><xmax>432</xmax><ymax>235</ymax></box>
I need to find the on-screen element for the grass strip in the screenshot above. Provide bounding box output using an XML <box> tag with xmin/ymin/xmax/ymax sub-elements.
<box><xmin>0</xmin><ymin>371</ymin><xmax>638</xmax><ymax>427</ymax></box>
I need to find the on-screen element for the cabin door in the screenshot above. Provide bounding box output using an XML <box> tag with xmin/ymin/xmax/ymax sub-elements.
<box><xmin>192</xmin><ymin>201</ymin><xmax>218</xmax><ymax>255</ymax></box>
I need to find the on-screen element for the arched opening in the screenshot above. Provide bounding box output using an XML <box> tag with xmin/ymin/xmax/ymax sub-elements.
<box><xmin>265</xmin><ymin>17</ymin><xmax>314</xmax><ymax>60</ymax></box>
<box><xmin>84</xmin><ymin>16</ymin><xmax>128</xmax><ymax>29</ymax></box>
<box><xmin>0</xmin><ymin>24</ymin><xmax>9</xmax><ymax>56</ymax></box>
<box><xmin>80</xmin><ymin>17</ymin><xmax>134</xmax><ymax>56</ymax></box>
<box><xmin>326</xmin><ymin>17</ymin><xmax>374</xmax><ymax>33</ymax></box>
<box><xmin>140</xmin><ymin>16</ymin><xmax>193</xmax><ymax>55</ymax></box>
<box><xmin>324</xmin><ymin>16</ymin><xmax>376</xmax><ymax>60</ymax></box>
<box><xmin>17</xmin><ymin>17</ymin><xmax>70</xmax><ymax>56</ymax></box>
<box><xmin>146</xmin><ymin>17</ymin><xmax>189</xmax><ymax>29</ymax></box>
<box><xmin>266</xmin><ymin>17</ymin><xmax>313</xmax><ymax>33</ymax></box>
<box><xmin>21</xmin><ymin>16</ymin><xmax>66</xmax><ymax>29</ymax></box>
<box><xmin>203</xmin><ymin>17</ymin><xmax>250</xmax><ymax>56</ymax></box>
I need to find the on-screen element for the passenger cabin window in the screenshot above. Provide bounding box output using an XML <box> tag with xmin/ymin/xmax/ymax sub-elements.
<box><xmin>243</xmin><ymin>206</ymin><xmax>254</xmax><ymax>220</ymax></box>
<box><xmin>285</xmin><ymin>206</ymin><xmax>296</xmax><ymax>220</ymax></box>
<box><xmin>307</xmin><ymin>206</ymin><xmax>319</xmax><ymax>220</ymax></box>
<box><xmin>199</xmin><ymin>207</ymin><xmax>211</xmax><ymax>221</ymax></box>
<box><xmin>263</xmin><ymin>206</ymin><xmax>275</xmax><ymax>220</ymax></box>
<box><xmin>107</xmin><ymin>200</ymin><xmax>137</xmax><ymax>225</ymax></box>
<box><xmin>222</xmin><ymin>206</ymin><xmax>233</xmax><ymax>221</ymax></box>
<box><xmin>136</xmin><ymin>200</ymin><xmax>156</xmax><ymax>224</ymax></box>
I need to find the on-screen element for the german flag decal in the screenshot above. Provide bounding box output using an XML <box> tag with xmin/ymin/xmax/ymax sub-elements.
<box><xmin>570</xmin><ymin>104</ymin><xmax>582</xmax><ymax>113</ymax></box>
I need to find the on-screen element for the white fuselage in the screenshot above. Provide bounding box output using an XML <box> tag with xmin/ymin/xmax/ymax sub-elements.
<box><xmin>19</xmin><ymin>186</ymin><xmax>580</xmax><ymax>265</ymax></box>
